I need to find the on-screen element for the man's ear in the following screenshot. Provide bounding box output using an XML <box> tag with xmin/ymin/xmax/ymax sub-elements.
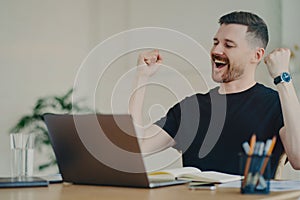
<box><xmin>251</xmin><ymin>47</ymin><xmax>265</xmax><ymax>64</ymax></box>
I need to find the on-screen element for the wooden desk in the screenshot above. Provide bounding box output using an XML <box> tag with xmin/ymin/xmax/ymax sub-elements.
<box><xmin>1</xmin><ymin>183</ymin><xmax>300</xmax><ymax>200</ymax></box>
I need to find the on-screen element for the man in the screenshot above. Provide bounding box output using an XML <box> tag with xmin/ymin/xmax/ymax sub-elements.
<box><xmin>129</xmin><ymin>11</ymin><xmax>300</xmax><ymax>177</ymax></box>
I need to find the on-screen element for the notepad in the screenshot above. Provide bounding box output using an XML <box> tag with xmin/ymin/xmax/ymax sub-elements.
<box><xmin>0</xmin><ymin>177</ymin><xmax>48</xmax><ymax>188</ymax></box>
<box><xmin>148</xmin><ymin>167</ymin><xmax>242</xmax><ymax>183</ymax></box>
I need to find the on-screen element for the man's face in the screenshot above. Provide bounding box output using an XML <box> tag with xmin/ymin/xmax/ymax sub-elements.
<box><xmin>210</xmin><ymin>24</ymin><xmax>254</xmax><ymax>83</ymax></box>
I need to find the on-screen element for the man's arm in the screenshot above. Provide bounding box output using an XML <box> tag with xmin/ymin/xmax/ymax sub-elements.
<box><xmin>129</xmin><ymin>50</ymin><xmax>175</xmax><ymax>155</ymax></box>
<box><xmin>265</xmin><ymin>48</ymin><xmax>300</xmax><ymax>169</ymax></box>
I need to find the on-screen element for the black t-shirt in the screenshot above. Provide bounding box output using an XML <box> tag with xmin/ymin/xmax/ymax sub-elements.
<box><xmin>155</xmin><ymin>83</ymin><xmax>284</xmax><ymax>177</ymax></box>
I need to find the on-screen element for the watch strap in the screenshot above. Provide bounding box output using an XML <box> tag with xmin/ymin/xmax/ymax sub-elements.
<box><xmin>274</xmin><ymin>75</ymin><xmax>282</xmax><ymax>85</ymax></box>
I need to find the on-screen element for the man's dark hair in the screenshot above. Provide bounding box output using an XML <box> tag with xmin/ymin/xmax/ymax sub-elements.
<box><xmin>219</xmin><ymin>11</ymin><xmax>268</xmax><ymax>49</ymax></box>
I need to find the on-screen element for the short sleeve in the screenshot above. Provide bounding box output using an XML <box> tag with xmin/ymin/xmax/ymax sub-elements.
<box><xmin>154</xmin><ymin>102</ymin><xmax>181</xmax><ymax>139</ymax></box>
<box><xmin>154</xmin><ymin>95</ymin><xmax>201</xmax><ymax>151</ymax></box>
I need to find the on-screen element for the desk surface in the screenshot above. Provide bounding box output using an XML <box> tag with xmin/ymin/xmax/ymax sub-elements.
<box><xmin>1</xmin><ymin>183</ymin><xmax>300</xmax><ymax>200</ymax></box>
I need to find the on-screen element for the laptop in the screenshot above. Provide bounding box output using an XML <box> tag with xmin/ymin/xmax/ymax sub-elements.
<box><xmin>43</xmin><ymin>113</ymin><xmax>187</xmax><ymax>188</ymax></box>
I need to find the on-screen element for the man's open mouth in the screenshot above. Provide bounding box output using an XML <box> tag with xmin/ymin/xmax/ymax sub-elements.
<box><xmin>212</xmin><ymin>55</ymin><xmax>229</xmax><ymax>69</ymax></box>
<box><xmin>215</xmin><ymin>59</ymin><xmax>227</xmax><ymax>68</ymax></box>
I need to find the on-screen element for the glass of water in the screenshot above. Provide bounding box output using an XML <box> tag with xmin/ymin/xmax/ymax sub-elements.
<box><xmin>10</xmin><ymin>133</ymin><xmax>35</xmax><ymax>178</ymax></box>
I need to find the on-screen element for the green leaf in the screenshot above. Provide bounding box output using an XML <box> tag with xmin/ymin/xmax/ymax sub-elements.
<box><xmin>10</xmin><ymin>87</ymin><xmax>91</xmax><ymax>171</ymax></box>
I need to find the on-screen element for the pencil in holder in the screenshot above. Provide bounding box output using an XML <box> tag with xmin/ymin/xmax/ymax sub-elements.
<box><xmin>239</xmin><ymin>153</ymin><xmax>271</xmax><ymax>194</ymax></box>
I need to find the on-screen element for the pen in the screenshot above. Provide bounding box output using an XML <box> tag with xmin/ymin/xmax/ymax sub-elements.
<box><xmin>242</xmin><ymin>134</ymin><xmax>256</xmax><ymax>188</ymax></box>
<box><xmin>251</xmin><ymin>142</ymin><xmax>265</xmax><ymax>186</ymax></box>
<box><xmin>259</xmin><ymin>136</ymin><xmax>277</xmax><ymax>175</ymax></box>
<box><xmin>246</xmin><ymin>141</ymin><xmax>263</xmax><ymax>186</ymax></box>
<box><xmin>242</xmin><ymin>142</ymin><xmax>250</xmax><ymax>154</ymax></box>
<box><xmin>188</xmin><ymin>183</ymin><xmax>216</xmax><ymax>190</ymax></box>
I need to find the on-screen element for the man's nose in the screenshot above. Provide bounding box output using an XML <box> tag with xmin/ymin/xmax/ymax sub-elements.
<box><xmin>211</xmin><ymin>44</ymin><xmax>224</xmax><ymax>55</ymax></box>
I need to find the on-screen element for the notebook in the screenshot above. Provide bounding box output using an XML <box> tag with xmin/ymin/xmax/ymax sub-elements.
<box><xmin>43</xmin><ymin>113</ymin><xmax>187</xmax><ymax>188</ymax></box>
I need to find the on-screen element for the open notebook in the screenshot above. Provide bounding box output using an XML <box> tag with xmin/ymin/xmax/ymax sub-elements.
<box><xmin>149</xmin><ymin>167</ymin><xmax>242</xmax><ymax>183</ymax></box>
<box><xmin>43</xmin><ymin>113</ymin><xmax>187</xmax><ymax>188</ymax></box>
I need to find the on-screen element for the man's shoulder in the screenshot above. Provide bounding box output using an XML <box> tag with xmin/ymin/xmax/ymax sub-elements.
<box><xmin>174</xmin><ymin>91</ymin><xmax>212</xmax><ymax>110</ymax></box>
<box><xmin>253</xmin><ymin>83</ymin><xmax>279</xmax><ymax>96</ymax></box>
<box><xmin>184</xmin><ymin>89</ymin><xmax>214</xmax><ymax>101</ymax></box>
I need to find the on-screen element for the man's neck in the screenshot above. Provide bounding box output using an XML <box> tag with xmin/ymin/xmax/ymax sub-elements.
<box><xmin>218</xmin><ymin>80</ymin><xmax>257</xmax><ymax>94</ymax></box>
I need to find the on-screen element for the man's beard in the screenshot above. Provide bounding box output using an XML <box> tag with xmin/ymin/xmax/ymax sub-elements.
<box><xmin>221</xmin><ymin>64</ymin><xmax>244</xmax><ymax>83</ymax></box>
<box><xmin>212</xmin><ymin>63</ymin><xmax>244</xmax><ymax>83</ymax></box>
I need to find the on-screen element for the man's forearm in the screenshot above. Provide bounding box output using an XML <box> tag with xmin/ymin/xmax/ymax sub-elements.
<box><xmin>129</xmin><ymin>74</ymin><xmax>149</xmax><ymax>127</ymax></box>
<box><xmin>278</xmin><ymin>82</ymin><xmax>300</xmax><ymax>169</ymax></box>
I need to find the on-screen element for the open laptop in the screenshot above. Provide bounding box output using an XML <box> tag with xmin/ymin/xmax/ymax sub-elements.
<box><xmin>43</xmin><ymin>113</ymin><xmax>187</xmax><ymax>188</ymax></box>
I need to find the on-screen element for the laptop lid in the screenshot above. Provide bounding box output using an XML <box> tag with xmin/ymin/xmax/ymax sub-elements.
<box><xmin>43</xmin><ymin>113</ymin><xmax>151</xmax><ymax>188</ymax></box>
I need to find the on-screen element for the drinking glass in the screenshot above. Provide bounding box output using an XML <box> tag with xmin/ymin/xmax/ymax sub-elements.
<box><xmin>10</xmin><ymin>133</ymin><xmax>35</xmax><ymax>178</ymax></box>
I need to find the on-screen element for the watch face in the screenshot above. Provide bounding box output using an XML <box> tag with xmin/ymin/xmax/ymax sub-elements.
<box><xmin>281</xmin><ymin>72</ymin><xmax>291</xmax><ymax>82</ymax></box>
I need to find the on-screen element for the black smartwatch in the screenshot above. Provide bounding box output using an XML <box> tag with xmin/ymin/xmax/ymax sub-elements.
<box><xmin>274</xmin><ymin>72</ymin><xmax>292</xmax><ymax>85</ymax></box>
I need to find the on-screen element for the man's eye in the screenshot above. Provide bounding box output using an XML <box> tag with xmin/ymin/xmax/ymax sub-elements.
<box><xmin>225</xmin><ymin>44</ymin><xmax>234</xmax><ymax>48</ymax></box>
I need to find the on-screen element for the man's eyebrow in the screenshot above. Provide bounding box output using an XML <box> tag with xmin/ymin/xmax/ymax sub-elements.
<box><xmin>213</xmin><ymin>38</ymin><xmax>236</xmax><ymax>44</ymax></box>
<box><xmin>224</xmin><ymin>38</ymin><xmax>237</xmax><ymax>45</ymax></box>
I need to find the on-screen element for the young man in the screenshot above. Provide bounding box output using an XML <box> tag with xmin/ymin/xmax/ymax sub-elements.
<box><xmin>129</xmin><ymin>11</ymin><xmax>300</xmax><ymax>177</ymax></box>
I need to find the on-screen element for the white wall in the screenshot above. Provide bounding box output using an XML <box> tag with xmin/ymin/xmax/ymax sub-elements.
<box><xmin>1</xmin><ymin>0</ymin><xmax>298</xmax><ymax>178</ymax></box>
<box><xmin>0</xmin><ymin>0</ymin><xmax>96</xmax><ymax>176</ymax></box>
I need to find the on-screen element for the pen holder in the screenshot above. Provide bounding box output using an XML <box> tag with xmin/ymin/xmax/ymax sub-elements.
<box><xmin>239</xmin><ymin>153</ymin><xmax>271</xmax><ymax>194</ymax></box>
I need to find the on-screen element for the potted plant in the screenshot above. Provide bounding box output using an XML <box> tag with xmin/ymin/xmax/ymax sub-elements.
<box><xmin>10</xmin><ymin>88</ymin><xmax>91</xmax><ymax>171</ymax></box>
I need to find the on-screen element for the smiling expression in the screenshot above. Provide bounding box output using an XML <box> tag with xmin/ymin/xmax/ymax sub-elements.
<box><xmin>210</xmin><ymin>24</ymin><xmax>255</xmax><ymax>83</ymax></box>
